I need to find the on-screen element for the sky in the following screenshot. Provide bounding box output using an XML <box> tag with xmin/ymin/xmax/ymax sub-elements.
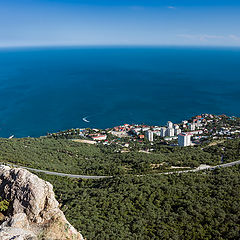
<box><xmin>0</xmin><ymin>0</ymin><xmax>240</xmax><ymax>47</ymax></box>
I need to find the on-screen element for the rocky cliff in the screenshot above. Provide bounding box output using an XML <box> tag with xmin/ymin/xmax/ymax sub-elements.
<box><xmin>0</xmin><ymin>165</ymin><xmax>84</xmax><ymax>240</ymax></box>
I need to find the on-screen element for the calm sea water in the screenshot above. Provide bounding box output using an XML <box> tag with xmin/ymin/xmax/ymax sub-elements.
<box><xmin>0</xmin><ymin>47</ymin><xmax>239</xmax><ymax>137</ymax></box>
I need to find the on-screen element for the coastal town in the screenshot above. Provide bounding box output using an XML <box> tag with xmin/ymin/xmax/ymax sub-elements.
<box><xmin>48</xmin><ymin>113</ymin><xmax>240</xmax><ymax>152</ymax></box>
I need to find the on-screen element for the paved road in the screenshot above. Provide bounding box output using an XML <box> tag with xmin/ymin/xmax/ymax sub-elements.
<box><xmin>1</xmin><ymin>159</ymin><xmax>240</xmax><ymax>179</ymax></box>
<box><xmin>0</xmin><ymin>162</ymin><xmax>111</xmax><ymax>179</ymax></box>
<box><xmin>160</xmin><ymin>160</ymin><xmax>240</xmax><ymax>175</ymax></box>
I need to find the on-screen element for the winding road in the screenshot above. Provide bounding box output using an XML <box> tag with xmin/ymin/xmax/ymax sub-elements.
<box><xmin>1</xmin><ymin>160</ymin><xmax>240</xmax><ymax>179</ymax></box>
<box><xmin>160</xmin><ymin>160</ymin><xmax>240</xmax><ymax>175</ymax></box>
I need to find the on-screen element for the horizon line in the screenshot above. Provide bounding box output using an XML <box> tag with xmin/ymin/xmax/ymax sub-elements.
<box><xmin>1</xmin><ymin>44</ymin><xmax>240</xmax><ymax>49</ymax></box>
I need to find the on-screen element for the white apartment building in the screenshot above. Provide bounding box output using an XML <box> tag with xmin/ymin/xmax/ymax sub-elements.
<box><xmin>160</xmin><ymin>127</ymin><xmax>167</xmax><ymax>137</ymax></box>
<box><xmin>167</xmin><ymin>121</ymin><xmax>173</xmax><ymax>128</ymax></box>
<box><xmin>178</xmin><ymin>133</ymin><xmax>192</xmax><ymax>147</ymax></box>
<box><xmin>145</xmin><ymin>130</ymin><xmax>154</xmax><ymax>142</ymax></box>
<box><xmin>167</xmin><ymin>127</ymin><xmax>175</xmax><ymax>137</ymax></box>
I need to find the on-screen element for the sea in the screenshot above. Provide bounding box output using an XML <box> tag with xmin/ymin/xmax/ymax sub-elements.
<box><xmin>0</xmin><ymin>46</ymin><xmax>240</xmax><ymax>138</ymax></box>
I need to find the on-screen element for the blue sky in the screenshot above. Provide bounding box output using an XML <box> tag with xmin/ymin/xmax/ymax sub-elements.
<box><xmin>0</xmin><ymin>0</ymin><xmax>240</xmax><ymax>47</ymax></box>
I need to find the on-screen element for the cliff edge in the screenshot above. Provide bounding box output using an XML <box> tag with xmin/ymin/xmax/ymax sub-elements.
<box><xmin>0</xmin><ymin>165</ymin><xmax>84</xmax><ymax>240</ymax></box>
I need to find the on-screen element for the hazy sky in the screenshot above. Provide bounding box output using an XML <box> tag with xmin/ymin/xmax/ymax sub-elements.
<box><xmin>1</xmin><ymin>0</ymin><xmax>240</xmax><ymax>47</ymax></box>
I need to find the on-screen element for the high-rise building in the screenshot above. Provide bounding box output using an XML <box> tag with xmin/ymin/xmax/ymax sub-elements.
<box><xmin>178</xmin><ymin>133</ymin><xmax>192</xmax><ymax>147</ymax></box>
<box><xmin>160</xmin><ymin>127</ymin><xmax>167</xmax><ymax>137</ymax></box>
<box><xmin>167</xmin><ymin>121</ymin><xmax>173</xmax><ymax>128</ymax></box>
<box><xmin>145</xmin><ymin>130</ymin><xmax>154</xmax><ymax>142</ymax></box>
<box><xmin>167</xmin><ymin>127</ymin><xmax>175</xmax><ymax>137</ymax></box>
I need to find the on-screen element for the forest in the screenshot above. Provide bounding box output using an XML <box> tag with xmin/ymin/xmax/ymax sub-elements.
<box><xmin>0</xmin><ymin>136</ymin><xmax>239</xmax><ymax>239</ymax></box>
<box><xmin>0</xmin><ymin>137</ymin><xmax>239</xmax><ymax>176</ymax></box>
<box><xmin>37</xmin><ymin>165</ymin><xmax>240</xmax><ymax>240</ymax></box>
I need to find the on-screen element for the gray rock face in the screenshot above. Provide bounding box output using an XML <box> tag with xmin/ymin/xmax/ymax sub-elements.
<box><xmin>0</xmin><ymin>165</ymin><xmax>84</xmax><ymax>240</ymax></box>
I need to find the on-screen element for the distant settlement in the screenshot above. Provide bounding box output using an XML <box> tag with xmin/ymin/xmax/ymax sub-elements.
<box><xmin>48</xmin><ymin>114</ymin><xmax>240</xmax><ymax>151</ymax></box>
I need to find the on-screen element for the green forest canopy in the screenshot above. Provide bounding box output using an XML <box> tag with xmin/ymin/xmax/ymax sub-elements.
<box><xmin>0</xmin><ymin>137</ymin><xmax>239</xmax><ymax>176</ymax></box>
<box><xmin>0</xmin><ymin>136</ymin><xmax>239</xmax><ymax>239</ymax></box>
<box><xmin>37</xmin><ymin>165</ymin><xmax>240</xmax><ymax>240</ymax></box>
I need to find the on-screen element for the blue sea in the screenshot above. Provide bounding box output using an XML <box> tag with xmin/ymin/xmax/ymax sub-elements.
<box><xmin>0</xmin><ymin>46</ymin><xmax>240</xmax><ymax>138</ymax></box>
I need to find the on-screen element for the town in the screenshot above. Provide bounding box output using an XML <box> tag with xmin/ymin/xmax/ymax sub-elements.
<box><xmin>48</xmin><ymin>113</ymin><xmax>240</xmax><ymax>153</ymax></box>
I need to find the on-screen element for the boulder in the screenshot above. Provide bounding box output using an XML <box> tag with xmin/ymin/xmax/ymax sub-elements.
<box><xmin>0</xmin><ymin>165</ymin><xmax>84</xmax><ymax>240</ymax></box>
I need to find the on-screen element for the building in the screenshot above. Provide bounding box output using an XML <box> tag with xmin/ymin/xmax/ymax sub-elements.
<box><xmin>167</xmin><ymin>121</ymin><xmax>173</xmax><ymax>128</ymax></box>
<box><xmin>131</xmin><ymin>128</ymin><xmax>141</xmax><ymax>135</ymax></box>
<box><xmin>166</xmin><ymin>127</ymin><xmax>175</xmax><ymax>137</ymax></box>
<box><xmin>92</xmin><ymin>135</ymin><xmax>107</xmax><ymax>141</ymax></box>
<box><xmin>145</xmin><ymin>130</ymin><xmax>154</xmax><ymax>142</ymax></box>
<box><xmin>189</xmin><ymin>130</ymin><xmax>203</xmax><ymax>135</ymax></box>
<box><xmin>142</xmin><ymin>127</ymin><xmax>150</xmax><ymax>132</ymax></box>
<box><xmin>174</xmin><ymin>124</ymin><xmax>179</xmax><ymax>129</ymax></box>
<box><xmin>188</xmin><ymin>123</ymin><xmax>196</xmax><ymax>131</ymax></box>
<box><xmin>178</xmin><ymin>133</ymin><xmax>192</xmax><ymax>147</ymax></box>
<box><xmin>174</xmin><ymin>124</ymin><xmax>181</xmax><ymax>135</ymax></box>
<box><xmin>164</xmin><ymin>136</ymin><xmax>178</xmax><ymax>141</ymax></box>
<box><xmin>175</xmin><ymin>128</ymin><xmax>181</xmax><ymax>135</ymax></box>
<box><xmin>160</xmin><ymin>127</ymin><xmax>167</xmax><ymax>137</ymax></box>
<box><xmin>153</xmin><ymin>130</ymin><xmax>161</xmax><ymax>136</ymax></box>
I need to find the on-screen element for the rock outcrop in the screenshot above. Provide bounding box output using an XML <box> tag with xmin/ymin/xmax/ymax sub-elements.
<box><xmin>0</xmin><ymin>165</ymin><xmax>84</xmax><ymax>240</ymax></box>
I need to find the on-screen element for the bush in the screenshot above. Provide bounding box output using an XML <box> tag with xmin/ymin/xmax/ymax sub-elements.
<box><xmin>0</xmin><ymin>197</ymin><xmax>9</xmax><ymax>212</ymax></box>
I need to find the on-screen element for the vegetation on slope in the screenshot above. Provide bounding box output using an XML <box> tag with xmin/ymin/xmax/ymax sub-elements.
<box><xmin>0</xmin><ymin>136</ymin><xmax>239</xmax><ymax>239</ymax></box>
<box><xmin>0</xmin><ymin>138</ymin><xmax>239</xmax><ymax>175</ymax></box>
<box><xmin>37</xmin><ymin>166</ymin><xmax>240</xmax><ymax>240</ymax></box>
